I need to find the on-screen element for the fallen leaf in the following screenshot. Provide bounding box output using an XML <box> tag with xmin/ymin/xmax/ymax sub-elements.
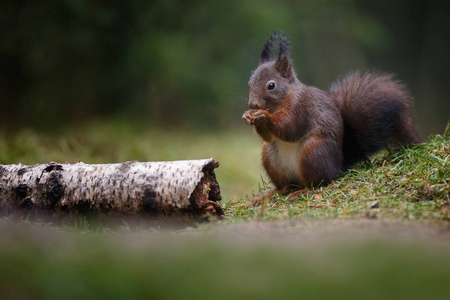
<box><xmin>286</xmin><ymin>189</ymin><xmax>308</xmax><ymax>201</ymax></box>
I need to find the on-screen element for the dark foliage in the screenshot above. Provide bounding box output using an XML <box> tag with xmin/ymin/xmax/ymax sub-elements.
<box><xmin>0</xmin><ymin>0</ymin><xmax>448</xmax><ymax>133</ymax></box>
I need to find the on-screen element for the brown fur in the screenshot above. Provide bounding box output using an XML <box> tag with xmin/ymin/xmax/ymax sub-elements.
<box><xmin>243</xmin><ymin>32</ymin><xmax>421</xmax><ymax>193</ymax></box>
<box><xmin>330</xmin><ymin>71</ymin><xmax>422</xmax><ymax>167</ymax></box>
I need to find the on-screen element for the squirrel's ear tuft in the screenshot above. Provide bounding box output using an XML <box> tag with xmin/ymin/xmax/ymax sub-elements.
<box><xmin>277</xmin><ymin>30</ymin><xmax>291</xmax><ymax>59</ymax></box>
<box><xmin>259</xmin><ymin>32</ymin><xmax>278</xmax><ymax>65</ymax></box>
<box><xmin>259</xmin><ymin>30</ymin><xmax>293</xmax><ymax>75</ymax></box>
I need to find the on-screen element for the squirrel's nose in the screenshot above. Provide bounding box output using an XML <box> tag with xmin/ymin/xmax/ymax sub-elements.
<box><xmin>248</xmin><ymin>99</ymin><xmax>262</xmax><ymax>110</ymax></box>
<box><xmin>249</xmin><ymin>103</ymin><xmax>259</xmax><ymax>109</ymax></box>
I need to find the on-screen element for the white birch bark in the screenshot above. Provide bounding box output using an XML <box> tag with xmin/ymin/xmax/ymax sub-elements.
<box><xmin>0</xmin><ymin>159</ymin><xmax>223</xmax><ymax>217</ymax></box>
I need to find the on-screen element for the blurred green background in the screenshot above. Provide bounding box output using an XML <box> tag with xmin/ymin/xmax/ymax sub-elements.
<box><xmin>1</xmin><ymin>0</ymin><xmax>449</xmax><ymax>134</ymax></box>
<box><xmin>1</xmin><ymin>0</ymin><xmax>449</xmax><ymax>200</ymax></box>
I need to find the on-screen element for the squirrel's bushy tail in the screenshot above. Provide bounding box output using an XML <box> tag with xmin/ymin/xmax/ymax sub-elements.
<box><xmin>330</xmin><ymin>71</ymin><xmax>422</xmax><ymax>168</ymax></box>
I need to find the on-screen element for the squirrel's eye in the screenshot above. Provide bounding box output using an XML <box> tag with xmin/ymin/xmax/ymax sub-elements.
<box><xmin>267</xmin><ymin>81</ymin><xmax>276</xmax><ymax>90</ymax></box>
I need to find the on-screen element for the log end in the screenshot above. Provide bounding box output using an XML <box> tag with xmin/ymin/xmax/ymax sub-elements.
<box><xmin>188</xmin><ymin>159</ymin><xmax>224</xmax><ymax>217</ymax></box>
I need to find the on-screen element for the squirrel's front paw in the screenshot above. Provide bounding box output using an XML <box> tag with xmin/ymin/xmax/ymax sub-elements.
<box><xmin>251</xmin><ymin>110</ymin><xmax>269</xmax><ymax>125</ymax></box>
<box><xmin>242</xmin><ymin>110</ymin><xmax>256</xmax><ymax>125</ymax></box>
<box><xmin>242</xmin><ymin>109</ymin><xmax>269</xmax><ymax>126</ymax></box>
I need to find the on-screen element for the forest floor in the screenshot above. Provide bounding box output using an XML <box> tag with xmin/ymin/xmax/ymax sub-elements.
<box><xmin>0</xmin><ymin>120</ymin><xmax>449</xmax><ymax>300</ymax></box>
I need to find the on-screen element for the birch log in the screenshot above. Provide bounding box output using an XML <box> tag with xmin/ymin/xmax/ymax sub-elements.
<box><xmin>0</xmin><ymin>159</ymin><xmax>223</xmax><ymax>217</ymax></box>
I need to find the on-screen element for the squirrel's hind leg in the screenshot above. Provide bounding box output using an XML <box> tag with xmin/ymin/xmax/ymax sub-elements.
<box><xmin>299</xmin><ymin>135</ymin><xmax>343</xmax><ymax>188</ymax></box>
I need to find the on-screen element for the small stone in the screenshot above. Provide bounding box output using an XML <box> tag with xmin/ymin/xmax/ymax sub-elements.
<box><xmin>370</xmin><ymin>200</ymin><xmax>380</xmax><ymax>209</ymax></box>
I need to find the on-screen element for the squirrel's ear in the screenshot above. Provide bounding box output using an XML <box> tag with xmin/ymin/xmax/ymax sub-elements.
<box><xmin>274</xmin><ymin>30</ymin><xmax>294</xmax><ymax>80</ymax></box>
<box><xmin>275</xmin><ymin>54</ymin><xmax>294</xmax><ymax>80</ymax></box>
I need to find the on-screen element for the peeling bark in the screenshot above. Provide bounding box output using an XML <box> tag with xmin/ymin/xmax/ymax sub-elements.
<box><xmin>0</xmin><ymin>159</ymin><xmax>223</xmax><ymax>217</ymax></box>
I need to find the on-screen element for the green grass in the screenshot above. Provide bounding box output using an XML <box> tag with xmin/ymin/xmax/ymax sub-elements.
<box><xmin>0</xmin><ymin>120</ymin><xmax>449</xmax><ymax>300</ymax></box>
<box><xmin>226</xmin><ymin>126</ymin><xmax>449</xmax><ymax>222</ymax></box>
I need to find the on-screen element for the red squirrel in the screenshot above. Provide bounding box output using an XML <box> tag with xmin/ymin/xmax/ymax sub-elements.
<box><xmin>242</xmin><ymin>30</ymin><xmax>422</xmax><ymax>202</ymax></box>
